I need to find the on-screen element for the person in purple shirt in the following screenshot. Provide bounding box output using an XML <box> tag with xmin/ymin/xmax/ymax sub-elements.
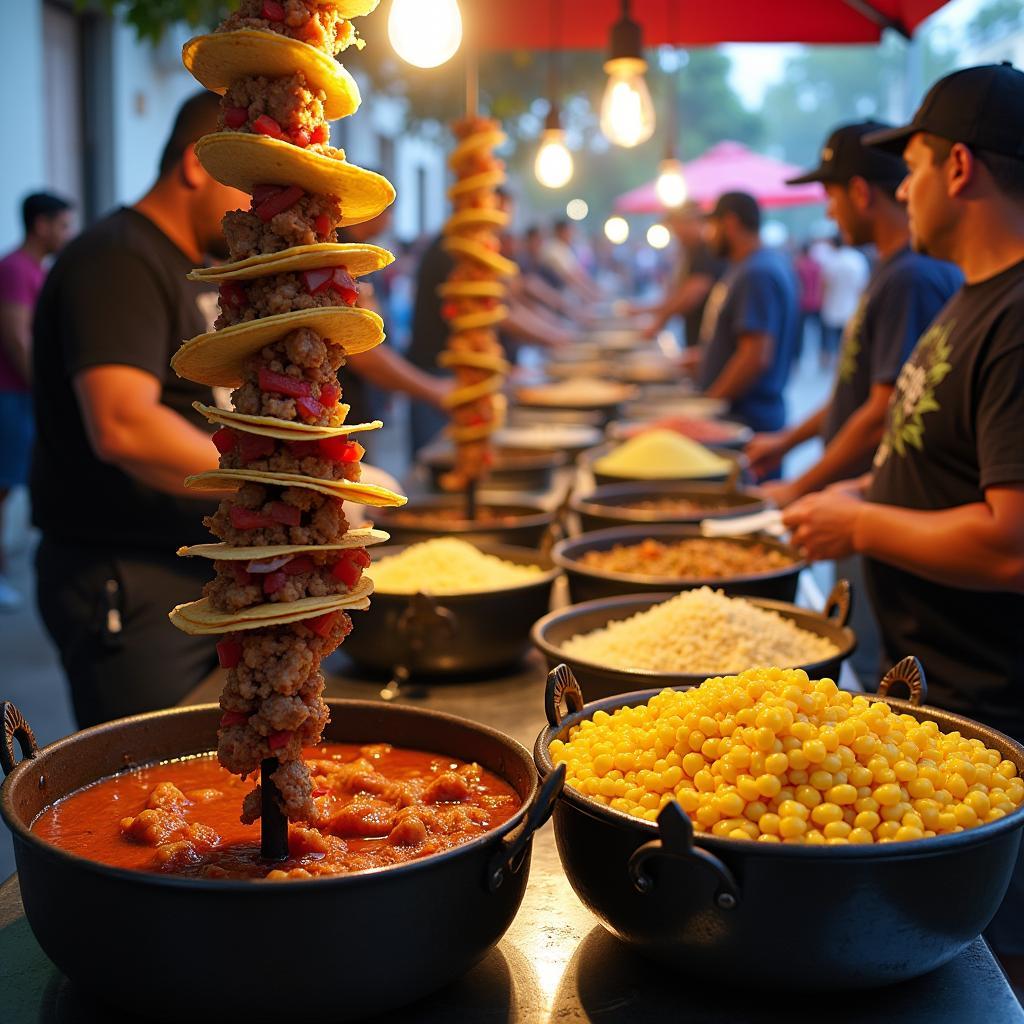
<box><xmin>0</xmin><ymin>192</ymin><xmax>73</xmax><ymax>609</ymax></box>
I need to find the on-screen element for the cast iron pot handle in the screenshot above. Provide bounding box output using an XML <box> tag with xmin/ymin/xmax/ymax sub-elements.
<box><xmin>545</xmin><ymin>663</ymin><xmax>585</xmax><ymax>728</ymax></box>
<box><xmin>877</xmin><ymin>655</ymin><xmax>928</xmax><ymax>706</ymax></box>
<box><xmin>539</xmin><ymin>516</ymin><xmax>567</xmax><ymax>561</ymax></box>
<box><xmin>823</xmin><ymin>578</ymin><xmax>852</xmax><ymax>627</ymax></box>
<box><xmin>1</xmin><ymin>701</ymin><xmax>39</xmax><ymax>777</ymax></box>
<box><xmin>628</xmin><ymin>802</ymin><xmax>741</xmax><ymax>910</ymax></box>
<box><xmin>486</xmin><ymin>763</ymin><xmax>566</xmax><ymax>893</ymax></box>
<box><xmin>385</xmin><ymin>592</ymin><xmax>457</xmax><ymax>692</ymax></box>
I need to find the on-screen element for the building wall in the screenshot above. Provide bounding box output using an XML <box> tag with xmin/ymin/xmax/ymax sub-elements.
<box><xmin>0</xmin><ymin>3</ymin><xmax>47</xmax><ymax>251</ymax></box>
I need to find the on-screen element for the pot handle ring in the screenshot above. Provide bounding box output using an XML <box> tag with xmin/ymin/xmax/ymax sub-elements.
<box><xmin>877</xmin><ymin>655</ymin><xmax>928</xmax><ymax>706</ymax></box>
<box><xmin>382</xmin><ymin>593</ymin><xmax>458</xmax><ymax>699</ymax></box>
<box><xmin>823</xmin><ymin>578</ymin><xmax>852</xmax><ymax>627</ymax></box>
<box><xmin>545</xmin><ymin>663</ymin><xmax>585</xmax><ymax>728</ymax></box>
<box><xmin>628</xmin><ymin>802</ymin><xmax>741</xmax><ymax>910</ymax></box>
<box><xmin>486</xmin><ymin>763</ymin><xmax>566</xmax><ymax>893</ymax></box>
<box><xmin>1</xmin><ymin>701</ymin><xmax>39</xmax><ymax>777</ymax></box>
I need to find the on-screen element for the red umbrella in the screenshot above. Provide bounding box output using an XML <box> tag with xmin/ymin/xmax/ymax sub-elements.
<box><xmin>474</xmin><ymin>0</ymin><xmax>949</xmax><ymax>50</ymax></box>
<box><xmin>614</xmin><ymin>142</ymin><xmax>826</xmax><ymax>213</ymax></box>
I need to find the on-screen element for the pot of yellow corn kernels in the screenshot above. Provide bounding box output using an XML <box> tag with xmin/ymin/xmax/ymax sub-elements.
<box><xmin>533</xmin><ymin>658</ymin><xmax>1024</xmax><ymax>989</ymax></box>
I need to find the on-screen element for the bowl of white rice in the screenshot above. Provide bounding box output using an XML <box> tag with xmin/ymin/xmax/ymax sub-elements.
<box><xmin>531</xmin><ymin>586</ymin><xmax>855</xmax><ymax>700</ymax></box>
<box><xmin>344</xmin><ymin>538</ymin><xmax>560</xmax><ymax>676</ymax></box>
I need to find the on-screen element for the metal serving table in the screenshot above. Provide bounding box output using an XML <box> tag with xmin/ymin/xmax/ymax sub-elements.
<box><xmin>3</xmin><ymin>651</ymin><xmax>1021</xmax><ymax>1023</ymax></box>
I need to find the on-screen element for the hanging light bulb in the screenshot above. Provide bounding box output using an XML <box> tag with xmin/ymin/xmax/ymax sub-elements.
<box><xmin>655</xmin><ymin>157</ymin><xmax>688</xmax><ymax>208</ymax></box>
<box><xmin>647</xmin><ymin>223</ymin><xmax>671</xmax><ymax>249</ymax></box>
<box><xmin>604</xmin><ymin>216</ymin><xmax>630</xmax><ymax>245</ymax></box>
<box><xmin>600</xmin><ymin>1</ymin><xmax>655</xmax><ymax>148</ymax></box>
<box><xmin>566</xmin><ymin>198</ymin><xmax>589</xmax><ymax>221</ymax></box>
<box><xmin>387</xmin><ymin>0</ymin><xmax>463</xmax><ymax>69</ymax></box>
<box><xmin>534</xmin><ymin>105</ymin><xmax>574</xmax><ymax>189</ymax></box>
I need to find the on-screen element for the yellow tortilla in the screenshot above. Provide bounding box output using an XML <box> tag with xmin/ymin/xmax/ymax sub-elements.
<box><xmin>448</xmin><ymin>306</ymin><xmax>510</xmax><ymax>333</ymax></box>
<box><xmin>437</xmin><ymin>351</ymin><xmax>510</xmax><ymax>374</ymax></box>
<box><xmin>193</xmin><ymin>402</ymin><xmax>382</xmax><ymax>441</ymax></box>
<box><xmin>444</xmin><ymin>209</ymin><xmax>509</xmax><ymax>234</ymax></box>
<box><xmin>442</xmin><ymin>375</ymin><xmax>504</xmax><ymax>409</ymax></box>
<box><xmin>185</xmin><ymin>468</ymin><xmax>407</xmax><ymax>508</ymax></box>
<box><xmin>172</xmin><ymin>306</ymin><xmax>384</xmax><ymax>388</ymax></box>
<box><xmin>196</xmin><ymin>133</ymin><xmax>395</xmax><ymax>225</ymax></box>
<box><xmin>169</xmin><ymin>578</ymin><xmax>374</xmax><ymax>636</ymax></box>
<box><xmin>189</xmin><ymin>243</ymin><xmax>393</xmax><ymax>283</ymax></box>
<box><xmin>177</xmin><ymin>527</ymin><xmax>390</xmax><ymax>561</ymax></box>
<box><xmin>183</xmin><ymin>31</ymin><xmax>361</xmax><ymax>120</ymax></box>
<box><xmin>443</xmin><ymin>237</ymin><xmax>519</xmax><ymax>278</ymax></box>
<box><xmin>448</xmin><ymin>170</ymin><xmax>505</xmax><ymax>200</ymax></box>
<box><xmin>450</xmin><ymin>130</ymin><xmax>506</xmax><ymax>165</ymax></box>
<box><xmin>438</xmin><ymin>280</ymin><xmax>506</xmax><ymax>299</ymax></box>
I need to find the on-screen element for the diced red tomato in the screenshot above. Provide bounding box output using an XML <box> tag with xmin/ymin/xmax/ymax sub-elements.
<box><xmin>216</xmin><ymin>638</ymin><xmax>243</xmax><ymax>670</ymax></box>
<box><xmin>267</xmin><ymin>501</ymin><xmax>301</xmax><ymax>527</ymax></box>
<box><xmin>258</xmin><ymin>368</ymin><xmax>311</xmax><ymax>399</ymax></box>
<box><xmin>218</xmin><ymin>281</ymin><xmax>247</xmax><ymax>308</ymax></box>
<box><xmin>220</xmin><ymin>710</ymin><xmax>249</xmax><ymax>728</ymax></box>
<box><xmin>291</xmin><ymin>128</ymin><xmax>311</xmax><ymax>149</ymax></box>
<box><xmin>298</xmin><ymin>17</ymin><xmax>321</xmax><ymax>41</ymax></box>
<box><xmin>252</xmin><ymin>114</ymin><xmax>283</xmax><ymax>139</ymax></box>
<box><xmin>252</xmin><ymin>184</ymin><xmax>282</xmax><ymax>205</ymax></box>
<box><xmin>212</xmin><ymin>427</ymin><xmax>237</xmax><ymax>454</ymax></box>
<box><xmin>296</xmin><ymin>395</ymin><xmax>324</xmax><ymax>422</ymax></box>
<box><xmin>318</xmin><ymin>436</ymin><xmax>362</xmax><ymax>462</ymax></box>
<box><xmin>310</xmin><ymin>124</ymin><xmax>329</xmax><ymax>145</ymax></box>
<box><xmin>312</xmin><ymin>787</ymin><xmax>330</xmax><ymax>798</ymax></box>
<box><xmin>263</xmin><ymin>571</ymin><xmax>287</xmax><ymax>595</ymax></box>
<box><xmin>283</xmin><ymin>555</ymin><xmax>315</xmax><ymax>575</ymax></box>
<box><xmin>286</xmin><ymin>439</ymin><xmax>320</xmax><ymax>458</ymax></box>
<box><xmin>349</xmin><ymin>548</ymin><xmax>371</xmax><ymax>569</ymax></box>
<box><xmin>237</xmin><ymin>431</ymin><xmax>276</xmax><ymax>463</ymax></box>
<box><xmin>306</xmin><ymin>612</ymin><xmax>338</xmax><ymax>637</ymax></box>
<box><xmin>319</xmin><ymin>383</ymin><xmax>340</xmax><ymax>406</ymax></box>
<box><xmin>231</xmin><ymin>563</ymin><xmax>253</xmax><ymax>586</ymax></box>
<box><xmin>441</xmin><ymin>302</ymin><xmax>460</xmax><ymax>320</ymax></box>
<box><xmin>314</xmin><ymin>213</ymin><xmax>332</xmax><ymax>236</ymax></box>
<box><xmin>261</xmin><ymin>0</ymin><xmax>285</xmax><ymax>20</ymax></box>
<box><xmin>229</xmin><ymin>506</ymin><xmax>276</xmax><ymax>530</ymax></box>
<box><xmin>330</xmin><ymin>267</ymin><xmax>359</xmax><ymax>305</ymax></box>
<box><xmin>254</xmin><ymin>184</ymin><xmax>304</xmax><ymax>223</ymax></box>
<box><xmin>302</xmin><ymin>267</ymin><xmax>334</xmax><ymax>294</ymax></box>
<box><xmin>268</xmin><ymin>730</ymin><xmax>291</xmax><ymax>751</ymax></box>
<box><xmin>223</xmin><ymin>106</ymin><xmax>249</xmax><ymax>129</ymax></box>
<box><xmin>330</xmin><ymin>556</ymin><xmax>362</xmax><ymax>588</ymax></box>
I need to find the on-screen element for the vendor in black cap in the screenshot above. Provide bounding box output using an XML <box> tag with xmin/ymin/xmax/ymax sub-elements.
<box><xmin>783</xmin><ymin>64</ymin><xmax>1024</xmax><ymax>974</ymax></box>
<box><xmin>750</xmin><ymin>121</ymin><xmax>961</xmax><ymax>682</ymax></box>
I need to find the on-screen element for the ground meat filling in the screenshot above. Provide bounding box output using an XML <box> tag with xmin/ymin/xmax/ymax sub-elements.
<box><xmin>215</xmin><ymin>268</ymin><xmax>358</xmax><ymax>329</ymax></box>
<box><xmin>223</xmin><ymin>192</ymin><xmax>344</xmax><ymax>261</ymax></box>
<box><xmin>219</xmin><ymin>0</ymin><xmax>355</xmax><ymax>56</ymax></box>
<box><xmin>217</xmin><ymin>429</ymin><xmax>364</xmax><ymax>483</ymax></box>
<box><xmin>219</xmin><ymin>72</ymin><xmax>329</xmax><ymax>150</ymax></box>
<box><xmin>206</xmin><ymin>483</ymin><xmax>351</xmax><ymax>547</ymax></box>
<box><xmin>204</xmin><ymin>547</ymin><xmax>370</xmax><ymax>613</ymax></box>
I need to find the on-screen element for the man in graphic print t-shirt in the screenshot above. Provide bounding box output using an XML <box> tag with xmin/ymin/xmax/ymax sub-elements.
<box><xmin>782</xmin><ymin>64</ymin><xmax>1024</xmax><ymax>973</ymax></box>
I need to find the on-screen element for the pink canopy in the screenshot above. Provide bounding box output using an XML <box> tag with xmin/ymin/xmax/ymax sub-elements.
<box><xmin>614</xmin><ymin>142</ymin><xmax>826</xmax><ymax>213</ymax></box>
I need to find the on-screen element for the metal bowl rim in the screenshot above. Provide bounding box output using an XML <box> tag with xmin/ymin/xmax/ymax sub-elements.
<box><xmin>534</xmin><ymin>686</ymin><xmax>1024</xmax><ymax>859</ymax></box>
<box><xmin>551</xmin><ymin>525</ymin><xmax>807</xmax><ymax>588</ymax></box>
<box><xmin>375</xmin><ymin>495</ymin><xmax>556</xmax><ymax>531</ymax></box>
<box><xmin>1</xmin><ymin>698</ymin><xmax>538</xmax><ymax>891</ymax></box>
<box><xmin>530</xmin><ymin>591</ymin><xmax>856</xmax><ymax>682</ymax></box>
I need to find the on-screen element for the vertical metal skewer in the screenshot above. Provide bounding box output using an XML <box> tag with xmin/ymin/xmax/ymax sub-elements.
<box><xmin>465</xmin><ymin>477</ymin><xmax>478</xmax><ymax>521</ymax></box>
<box><xmin>464</xmin><ymin>2</ymin><xmax>479</xmax><ymax>522</ymax></box>
<box><xmin>260</xmin><ymin>757</ymin><xmax>289</xmax><ymax>861</ymax></box>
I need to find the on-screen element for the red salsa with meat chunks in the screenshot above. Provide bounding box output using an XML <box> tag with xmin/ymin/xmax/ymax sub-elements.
<box><xmin>32</xmin><ymin>742</ymin><xmax>521</xmax><ymax>881</ymax></box>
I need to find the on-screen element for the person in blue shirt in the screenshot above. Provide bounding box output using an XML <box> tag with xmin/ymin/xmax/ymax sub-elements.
<box><xmin>746</xmin><ymin>122</ymin><xmax>962</xmax><ymax>507</ymax></box>
<box><xmin>696</xmin><ymin>192</ymin><xmax>799</xmax><ymax>435</ymax></box>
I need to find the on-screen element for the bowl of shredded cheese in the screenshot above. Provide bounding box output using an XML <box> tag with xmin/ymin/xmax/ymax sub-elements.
<box><xmin>582</xmin><ymin>432</ymin><xmax>744</xmax><ymax>486</ymax></box>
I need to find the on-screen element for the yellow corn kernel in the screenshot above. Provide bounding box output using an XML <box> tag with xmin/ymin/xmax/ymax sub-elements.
<box><xmin>778</xmin><ymin>816</ymin><xmax>807</xmax><ymax>839</ymax></box>
<box><xmin>827</xmin><ymin>784</ymin><xmax>858</xmax><ymax>805</ymax></box>
<box><xmin>811</xmin><ymin>802</ymin><xmax>844</xmax><ymax>826</ymax></box>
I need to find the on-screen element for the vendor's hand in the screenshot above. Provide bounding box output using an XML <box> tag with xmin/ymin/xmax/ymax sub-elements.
<box><xmin>745</xmin><ymin>432</ymin><xmax>788</xmax><ymax>480</ymax></box>
<box><xmin>429</xmin><ymin>377</ymin><xmax>454</xmax><ymax>409</ymax></box>
<box><xmin>678</xmin><ymin>347</ymin><xmax>702</xmax><ymax>373</ymax></box>
<box><xmin>758</xmin><ymin>479</ymin><xmax>800</xmax><ymax>509</ymax></box>
<box><xmin>640</xmin><ymin>318</ymin><xmax>663</xmax><ymax>341</ymax></box>
<box><xmin>783</xmin><ymin>490</ymin><xmax>864</xmax><ymax>562</ymax></box>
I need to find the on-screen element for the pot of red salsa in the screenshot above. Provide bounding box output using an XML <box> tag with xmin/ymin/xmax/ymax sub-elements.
<box><xmin>0</xmin><ymin>699</ymin><xmax>563</xmax><ymax>1022</ymax></box>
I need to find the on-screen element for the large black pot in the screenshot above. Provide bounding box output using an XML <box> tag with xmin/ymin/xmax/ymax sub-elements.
<box><xmin>570</xmin><ymin>481</ymin><xmax>770</xmax><ymax>533</ymax></box>
<box><xmin>372</xmin><ymin>493</ymin><xmax>557</xmax><ymax>549</ymax></box>
<box><xmin>419</xmin><ymin>444</ymin><xmax>569</xmax><ymax>493</ymax></box>
<box><xmin>345</xmin><ymin>542</ymin><xmax>560</xmax><ymax>675</ymax></box>
<box><xmin>552</xmin><ymin>524</ymin><xmax>805</xmax><ymax>604</ymax></box>
<box><xmin>0</xmin><ymin>699</ymin><xmax>564</xmax><ymax>1023</ymax></box>
<box><xmin>579</xmin><ymin>442</ymin><xmax>747</xmax><ymax>488</ymax></box>
<box><xmin>532</xmin><ymin>583</ymin><xmax>855</xmax><ymax>700</ymax></box>
<box><xmin>533</xmin><ymin>661</ymin><xmax>1024</xmax><ymax>990</ymax></box>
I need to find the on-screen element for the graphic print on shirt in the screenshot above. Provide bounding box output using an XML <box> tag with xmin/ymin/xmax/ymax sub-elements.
<box><xmin>874</xmin><ymin>319</ymin><xmax>954</xmax><ymax>469</ymax></box>
<box><xmin>698</xmin><ymin>280</ymin><xmax>728</xmax><ymax>344</ymax></box>
<box><xmin>836</xmin><ymin>296</ymin><xmax>867</xmax><ymax>384</ymax></box>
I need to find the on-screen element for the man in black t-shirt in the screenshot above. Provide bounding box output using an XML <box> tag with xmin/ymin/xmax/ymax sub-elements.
<box><xmin>782</xmin><ymin>64</ymin><xmax>1024</xmax><ymax>970</ymax></box>
<box><xmin>31</xmin><ymin>92</ymin><xmax>248</xmax><ymax>726</ymax></box>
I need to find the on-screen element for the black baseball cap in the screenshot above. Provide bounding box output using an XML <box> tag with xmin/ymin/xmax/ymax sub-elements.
<box><xmin>864</xmin><ymin>63</ymin><xmax>1024</xmax><ymax>157</ymax></box>
<box><xmin>787</xmin><ymin>122</ymin><xmax>907</xmax><ymax>187</ymax></box>
<box><xmin>707</xmin><ymin>191</ymin><xmax>761</xmax><ymax>230</ymax></box>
